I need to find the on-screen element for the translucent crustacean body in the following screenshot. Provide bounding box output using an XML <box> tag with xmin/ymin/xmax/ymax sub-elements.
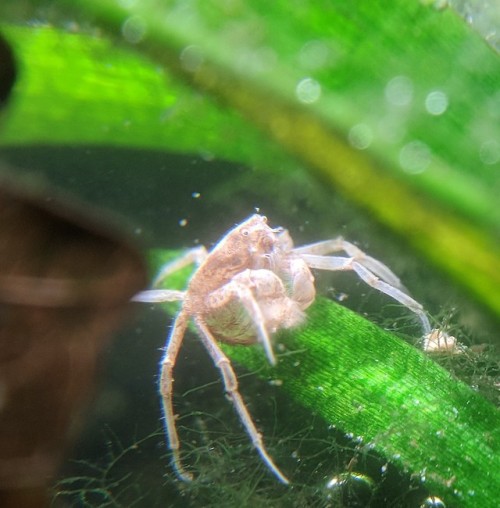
<box><xmin>133</xmin><ymin>214</ymin><xmax>431</xmax><ymax>484</ymax></box>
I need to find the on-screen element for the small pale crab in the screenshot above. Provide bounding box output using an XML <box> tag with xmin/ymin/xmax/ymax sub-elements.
<box><xmin>133</xmin><ymin>214</ymin><xmax>432</xmax><ymax>484</ymax></box>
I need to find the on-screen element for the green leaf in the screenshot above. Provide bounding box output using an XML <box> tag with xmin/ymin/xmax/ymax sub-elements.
<box><xmin>0</xmin><ymin>1</ymin><xmax>499</xmax><ymax>318</ymax></box>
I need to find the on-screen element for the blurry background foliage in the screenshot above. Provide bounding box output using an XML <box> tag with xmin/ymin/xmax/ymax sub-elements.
<box><xmin>0</xmin><ymin>1</ymin><xmax>499</xmax><ymax>507</ymax></box>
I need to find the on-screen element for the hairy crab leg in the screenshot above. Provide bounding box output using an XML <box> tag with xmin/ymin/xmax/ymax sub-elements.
<box><xmin>132</xmin><ymin>289</ymin><xmax>186</xmax><ymax>302</ymax></box>
<box><xmin>194</xmin><ymin>316</ymin><xmax>290</xmax><ymax>485</ymax></box>
<box><xmin>294</xmin><ymin>238</ymin><xmax>404</xmax><ymax>290</ymax></box>
<box><xmin>159</xmin><ymin>308</ymin><xmax>193</xmax><ymax>482</ymax></box>
<box><xmin>301</xmin><ymin>254</ymin><xmax>431</xmax><ymax>334</ymax></box>
<box><xmin>153</xmin><ymin>246</ymin><xmax>207</xmax><ymax>287</ymax></box>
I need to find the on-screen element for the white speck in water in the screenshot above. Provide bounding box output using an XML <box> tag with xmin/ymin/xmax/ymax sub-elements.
<box><xmin>191</xmin><ymin>191</ymin><xmax>201</xmax><ymax>199</ymax></box>
<box><xmin>269</xmin><ymin>379</ymin><xmax>283</xmax><ymax>387</ymax></box>
<box><xmin>317</xmin><ymin>386</ymin><xmax>324</xmax><ymax>391</ymax></box>
<box><xmin>479</xmin><ymin>140</ymin><xmax>500</xmax><ymax>165</ymax></box>
<box><xmin>425</xmin><ymin>90</ymin><xmax>449</xmax><ymax>115</ymax></box>
<box><xmin>179</xmin><ymin>218</ymin><xmax>188</xmax><ymax>227</ymax></box>
<box><xmin>399</xmin><ymin>140</ymin><xmax>432</xmax><ymax>174</ymax></box>
<box><xmin>121</xmin><ymin>15</ymin><xmax>147</xmax><ymax>44</ymax></box>
<box><xmin>134</xmin><ymin>228</ymin><xmax>143</xmax><ymax>235</ymax></box>
<box><xmin>348</xmin><ymin>123</ymin><xmax>373</xmax><ymax>150</ymax></box>
<box><xmin>385</xmin><ymin>76</ymin><xmax>414</xmax><ymax>107</ymax></box>
<box><xmin>295</xmin><ymin>77</ymin><xmax>322</xmax><ymax>104</ymax></box>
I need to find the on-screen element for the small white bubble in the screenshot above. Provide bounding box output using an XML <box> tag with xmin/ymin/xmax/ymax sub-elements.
<box><xmin>121</xmin><ymin>15</ymin><xmax>147</xmax><ymax>44</ymax></box>
<box><xmin>479</xmin><ymin>140</ymin><xmax>500</xmax><ymax>165</ymax></box>
<box><xmin>348</xmin><ymin>123</ymin><xmax>373</xmax><ymax>150</ymax></box>
<box><xmin>179</xmin><ymin>218</ymin><xmax>188</xmax><ymax>227</ymax></box>
<box><xmin>326</xmin><ymin>472</ymin><xmax>375</xmax><ymax>491</ymax></box>
<box><xmin>399</xmin><ymin>140</ymin><xmax>432</xmax><ymax>174</ymax></box>
<box><xmin>191</xmin><ymin>192</ymin><xmax>201</xmax><ymax>199</ymax></box>
<box><xmin>295</xmin><ymin>77</ymin><xmax>322</xmax><ymax>104</ymax></box>
<box><xmin>420</xmin><ymin>496</ymin><xmax>446</xmax><ymax>508</ymax></box>
<box><xmin>385</xmin><ymin>76</ymin><xmax>414</xmax><ymax>107</ymax></box>
<box><xmin>425</xmin><ymin>90</ymin><xmax>449</xmax><ymax>115</ymax></box>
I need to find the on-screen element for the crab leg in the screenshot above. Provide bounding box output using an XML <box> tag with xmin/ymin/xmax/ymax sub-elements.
<box><xmin>194</xmin><ymin>316</ymin><xmax>290</xmax><ymax>485</ymax></box>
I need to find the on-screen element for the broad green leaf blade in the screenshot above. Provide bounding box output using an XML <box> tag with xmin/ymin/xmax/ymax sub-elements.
<box><xmin>148</xmin><ymin>248</ymin><xmax>500</xmax><ymax>508</ymax></box>
<box><xmin>0</xmin><ymin>1</ymin><xmax>499</xmax><ymax>318</ymax></box>
<box><xmin>0</xmin><ymin>25</ymin><xmax>291</xmax><ymax>170</ymax></box>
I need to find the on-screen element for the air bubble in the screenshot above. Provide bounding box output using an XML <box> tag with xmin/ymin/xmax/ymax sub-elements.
<box><xmin>479</xmin><ymin>140</ymin><xmax>500</xmax><ymax>165</ymax></box>
<box><xmin>295</xmin><ymin>77</ymin><xmax>322</xmax><ymax>104</ymax></box>
<box><xmin>399</xmin><ymin>140</ymin><xmax>432</xmax><ymax>174</ymax></box>
<box><xmin>348</xmin><ymin>123</ymin><xmax>373</xmax><ymax>150</ymax></box>
<box><xmin>385</xmin><ymin>76</ymin><xmax>414</xmax><ymax>106</ymax></box>
<box><xmin>121</xmin><ymin>15</ymin><xmax>147</xmax><ymax>44</ymax></box>
<box><xmin>326</xmin><ymin>472</ymin><xmax>375</xmax><ymax>505</ymax></box>
<box><xmin>420</xmin><ymin>496</ymin><xmax>446</xmax><ymax>508</ymax></box>
<box><xmin>298</xmin><ymin>40</ymin><xmax>331</xmax><ymax>70</ymax></box>
<box><xmin>180</xmin><ymin>45</ymin><xmax>204</xmax><ymax>72</ymax></box>
<box><xmin>425</xmin><ymin>90</ymin><xmax>449</xmax><ymax>115</ymax></box>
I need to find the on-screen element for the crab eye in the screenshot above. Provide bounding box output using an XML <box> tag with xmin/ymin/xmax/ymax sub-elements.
<box><xmin>241</xmin><ymin>228</ymin><xmax>249</xmax><ymax>237</ymax></box>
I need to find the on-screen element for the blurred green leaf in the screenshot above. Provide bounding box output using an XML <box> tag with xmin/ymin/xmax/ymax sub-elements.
<box><xmin>0</xmin><ymin>1</ymin><xmax>498</xmax><ymax>318</ymax></box>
